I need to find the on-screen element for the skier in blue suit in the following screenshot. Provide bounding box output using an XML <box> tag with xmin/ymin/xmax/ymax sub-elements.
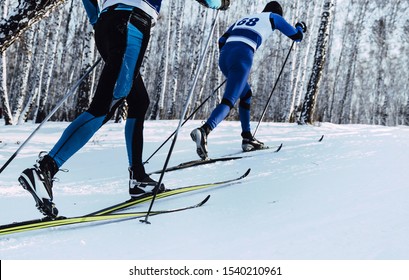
<box><xmin>191</xmin><ymin>1</ymin><xmax>306</xmax><ymax>159</ymax></box>
<box><xmin>18</xmin><ymin>0</ymin><xmax>230</xmax><ymax>217</ymax></box>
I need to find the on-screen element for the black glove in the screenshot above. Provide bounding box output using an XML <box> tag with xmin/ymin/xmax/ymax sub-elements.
<box><xmin>295</xmin><ymin>21</ymin><xmax>307</xmax><ymax>33</ymax></box>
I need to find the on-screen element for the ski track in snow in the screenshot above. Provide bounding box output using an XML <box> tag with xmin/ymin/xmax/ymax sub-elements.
<box><xmin>1</xmin><ymin>120</ymin><xmax>409</xmax><ymax>260</ymax></box>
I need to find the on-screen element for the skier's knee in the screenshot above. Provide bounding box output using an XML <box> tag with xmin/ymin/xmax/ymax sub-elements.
<box><xmin>221</xmin><ymin>98</ymin><xmax>234</xmax><ymax>109</ymax></box>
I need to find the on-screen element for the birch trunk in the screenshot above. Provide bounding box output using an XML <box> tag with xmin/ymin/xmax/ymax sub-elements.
<box><xmin>15</xmin><ymin>29</ymin><xmax>35</xmax><ymax>124</ymax></box>
<box><xmin>0</xmin><ymin>51</ymin><xmax>12</xmax><ymax>125</ymax></box>
<box><xmin>34</xmin><ymin>10</ymin><xmax>63</xmax><ymax>123</ymax></box>
<box><xmin>168</xmin><ymin>1</ymin><xmax>184</xmax><ymax>119</ymax></box>
<box><xmin>76</xmin><ymin>9</ymin><xmax>97</xmax><ymax>118</ymax></box>
<box><xmin>0</xmin><ymin>0</ymin><xmax>12</xmax><ymax>124</ymax></box>
<box><xmin>298</xmin><ymin>1</ymin><xmax>334</xmax><ymax>124</ymax></box>
<box><xmin>149</xmin><ymin>6</ymin><xmax>171</xmax><ymax>120</ymax></box>
<box><xmin>32</xmin><ymin>20</ymin><xmax>49</xmax><ymax>123</ymax></box>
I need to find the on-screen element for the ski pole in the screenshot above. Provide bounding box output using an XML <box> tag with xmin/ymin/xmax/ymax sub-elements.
<box><xmin>252</xmin><ymin>41</ymin><xmax>295</xmax><ymax>137</ymax></box>
<box><xmin>143</xmin><ymin>79</ymin><xmax>226</xmax><ymax>165</ymax></box>
<box><xmin>0</xmin><ymin>57</ymin><xmax>102</xmax><ymax>174</ymax></box>
<box><xmin>140</xmin><ymin>9</ymin><xmax>220</xmax><ymax>224</ymax></box>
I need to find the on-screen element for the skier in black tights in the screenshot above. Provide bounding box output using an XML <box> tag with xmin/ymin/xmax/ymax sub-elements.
<box><xmin>18</xmin><ymin>0</ymin><xmax>230</xmax><ymax>217</ymax></box>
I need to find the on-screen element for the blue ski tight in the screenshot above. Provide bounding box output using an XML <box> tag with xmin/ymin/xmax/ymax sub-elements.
<box><xmin>205</xmin><ymin>42</ymin><xmax>254</xmax><ymax>133</ymax></box>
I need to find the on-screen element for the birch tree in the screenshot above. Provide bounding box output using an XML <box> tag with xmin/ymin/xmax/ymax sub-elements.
<box><xmin>0</xmin><ymin>50</ymin><xmax>12</xmax><ymax>124</ymax></box>
<box><xmin>167</xmin><ymin>0</ymin><xmax>184</xmax><ymax>119</ymax></box>
<box><xmin>0</xmin><ymin>0</ymin><xmax>65</xmax><ymax>53</ymax></box>
<box><xmin>186</xmin><ymin>7</ymin><xmax>207</xmax><ymax>119</ymax></box>
<box><xmin>0</xmin><ymin>0</ymin><xmax>12</xmax><ymax>125</ymax></box>
<box><xmin>288</xmin><ymin>1</ymin><xmax>320</xmax><ymax>122</ymax></box>
<box><xmin>298</xmin><ymin>0</ymin><xmax>334</xmax><ymax>124</ymax></box>
<box><xmin>338</xmin><ymin>1</ymin><xmax>368</xmax><ymax>124</ymax></box>
<box><xmin>15</xmin><ymin>29</ymin><xmax>35</xmax><ymax>124</ymax></box>
<box><xmin>149</xmin><ymin>7</ymin><xmax>171</xmax><ymax>120</ymax></box>
<box><xmin>75</xmin><ymin>4</ymin><xmax>97</xmax><ymax>118</ymax></box>
<box><xmin>403</xmin><ymin>18</ymin><xmax>409</xmax><ymax>125</ymax></box>
<box><xmin>35</xmin><ymin>10</ymin><xmax>63</xmax><ymax>123</ymax></box>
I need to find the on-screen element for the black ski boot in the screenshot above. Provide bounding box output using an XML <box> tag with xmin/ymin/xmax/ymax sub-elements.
<box><xmin>128</xmin><ymin>167</ymin><xmax>166</xmax><ymax>198</ymax></box>
<box><xmin>18</xmin><ymin>153</ymin><xmax>59</xmax><ymax>218</ymax></box>
<box><xmin>190</xmin><ymin>124</ymin><xmax>211</xmax><ymax>160</ymax></box>
<box><xmin>241</xmin><ymin>131</ymin><xmax>265</xmax><ymax>152</ymax></box>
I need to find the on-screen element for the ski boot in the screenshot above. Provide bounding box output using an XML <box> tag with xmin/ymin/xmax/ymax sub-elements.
<box><xmin>18</xmin><ymin>153</ymin><xmax>59</xmax><ymax>218</ymax></box>
<box><xmin>190</xmin><ymin>125</ymin><xmax>210</xmax><ymax>160</ymax></box>
<box><xmin>129</xmin><ymin>167</ymin><xmax>166</xmax><ymax>198</ymax></box>
<box><xmin>241</xmin><ymin>131</ymin><xmax>265</xmax><ymax>152</ymax></box>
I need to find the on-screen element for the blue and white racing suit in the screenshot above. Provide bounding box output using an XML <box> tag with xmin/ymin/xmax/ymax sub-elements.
<box><xmin>205</xmin><ymin>12</ymin><xmax>304</xmax><ymax>134</ymax></box>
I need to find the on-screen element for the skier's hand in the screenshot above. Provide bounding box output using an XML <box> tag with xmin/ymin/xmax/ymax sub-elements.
<box><xmin>295</xmin><ymin>21</ymin><xmax>307</xmax><ymax>33</ymax></box>
<box><xmin>195</xmin><ymin>0</ymin><xmax>230</xmax><ymax>10</ymax></box>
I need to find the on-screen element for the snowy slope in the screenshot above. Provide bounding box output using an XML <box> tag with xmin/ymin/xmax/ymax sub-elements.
<box><xmin>1</xmin><ymin>120</ymin><xmax>409</xmax><ymax>261</ymax></box>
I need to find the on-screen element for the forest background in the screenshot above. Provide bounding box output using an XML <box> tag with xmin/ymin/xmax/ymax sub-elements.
<box><xmin>0</xmin><ymin>0</ymin><xmax>408</xmax><ymax>126</ymax></box>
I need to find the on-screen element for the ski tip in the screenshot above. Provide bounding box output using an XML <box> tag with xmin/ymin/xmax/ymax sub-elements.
<box><xmin>275</xmin><ymin>143</ymin><xmax>283</xmax><ymax>152</ymax></box>
<box><xmin>243</xmin><ymin>168</ymin><xmax>251</xmax><ymax>177</ymax></box>
<box><xmin>198</xmin><ymin>195</ymin><xmax>211</xmax><ymax>207</ymax></box>
<box><xmin>318</xmin><ymin>135</ymin><xmax>324</xmax><ymax>142</ymax></box>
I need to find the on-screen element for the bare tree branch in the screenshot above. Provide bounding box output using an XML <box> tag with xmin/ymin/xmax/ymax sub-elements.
<box><xmin>0</xmin><ymin>0</ymin><xmax>65</xmax><ymax>53</ymax></box>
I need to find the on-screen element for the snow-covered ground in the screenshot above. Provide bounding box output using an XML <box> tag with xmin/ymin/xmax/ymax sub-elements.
<box><xmin>1</xmin><ymin>120</ymin><xmax>409</xmax><ymax>278</ymax></box>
